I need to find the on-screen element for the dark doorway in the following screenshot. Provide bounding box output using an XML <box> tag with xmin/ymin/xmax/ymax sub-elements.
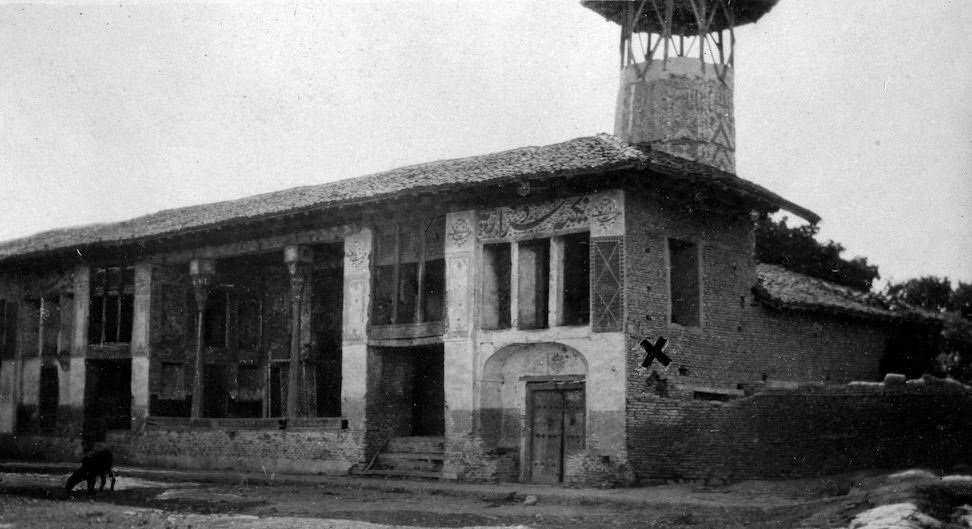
<box><xmin>38</xmin><ymin>366</ymin><xmax>59</xmax><ymax>432</ymax></box>
<box><xmin>83</xmin><ymin>359</ymin><xmax>131</xmax><ymax>446</ymax></box>
<box><xmin>203</xmin><ymin>365</ymin><xmax>228</xmax><ymax>418</ymax></box>
<box><xmin>312</xmin><ymin>247</ymin><xmax>343</xmax><ymax>417</ymax></box>
<box><xmin>411</xmin><ymin>346</ymin><xmax>444</xmax><ymax>436</ymax></box>
<box><xmin>371</xmin><ymin>344</ymin><xmax>444</xmax><ymax>437</ymax></box>
<box><xmin>526</xmin><ymin>381</ymin><xmax>585</xmax><ymax>484</ymax></box>
<box><xmin>268</xmin><ymin>362</ymin><xmax>288</xmax><ymax>418</ymax></box>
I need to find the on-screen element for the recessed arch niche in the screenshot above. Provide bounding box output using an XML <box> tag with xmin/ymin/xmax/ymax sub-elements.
<box><xmin>479</xmin><ymin>342</ymin><xmax>587</xmax><ymax>448</ymax></box>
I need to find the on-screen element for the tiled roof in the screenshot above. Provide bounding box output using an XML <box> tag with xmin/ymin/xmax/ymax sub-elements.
<box><xmin>754</xmin><ymin>263</ymin><xmax>945</xmax><ymax>324</ymax></box>
<box><xmin>0</xmin><ymin>134</ymin><xmax>816</xmax><ymax>263</ymax></box>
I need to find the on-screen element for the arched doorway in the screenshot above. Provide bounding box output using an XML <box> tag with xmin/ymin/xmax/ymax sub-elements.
<box><xmin>481</xmin><ymin>342</ymin><xmax>587</xmax><ymax>483</ymax></box>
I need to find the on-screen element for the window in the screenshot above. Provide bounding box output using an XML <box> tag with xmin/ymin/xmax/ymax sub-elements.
<box><xmin>203</xmin><ymin>288</ymin><xmax>229</xmax><ymax>348</ymax></box>
<box><xmin>518</xmin><ymin>239</ymin><xmax>550</xmax><ymax>330</ymax></box>
<box><xmin>693</xmin><ymin>391</ymin><xmax>731</xmax><ymax>402</ymax></box>
<box><xmin>19</xmin><ymin>297</ymin><xmax>65</xmax><ymax>358</ymax></box>
<box><xmin>481</xmin><ymin>232</ymin><xmax>591</xmax><ymax>331</ymax></box>
<box><xmin>160</xmin><ymin>362</ymin><xmax>185</xmax><ymax>400</ymax></box>
<box><xmin>373</xmin><ymin>218</ymin><xmax>445</xmax><ymax>326</ymax></box>
<box><xmin>668</xmin><ymin>239</ymin><xmax>701</xmax><ymax>327</ymax></box>
<box><xmin>22</xmin><ymin>298</ymin><xmax>41</xmax><ymax>356</ymax></box>
<box><xmin>236</xmin><ymin>288</ymin><xmax>262</xmax><ymax>350</ymax></box>
<box><xmin>0</xmin><ymin>300</ymin><xmax>16</xmax><ymax>360</ymax></box>
<box><xmin>482</xmin><ymin>243</ymin><xmax>512</xmax><ymax>330</ymax></box>
<box><xmin>40</xmin><ymin>297</ymin><xmax>61</xmax><ymax>356</ymax></box>
<box><xmin>236</xmin><ymin>365</ymin><xmax>262</xmax><ymax>401</ymax></box>
<box><xmin>89</xmin><ymin>266</ymin><xmax>135</xmax><ymax>345</ymax></box>
<box><xmin>159</xmin><ymin>284</ymin><xmax>191</xmax><ymax>346</ymax></box>
<box><xmin>560</xmin><ymin>232</ymin><xmax>590</xmax><ymax>326</ymax></box>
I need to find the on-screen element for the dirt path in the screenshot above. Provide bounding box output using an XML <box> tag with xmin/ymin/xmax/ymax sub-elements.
<box><xmin>0</xmin><ymin>468</ymin><xmax>834</xmax><ymax>529</ymax></box>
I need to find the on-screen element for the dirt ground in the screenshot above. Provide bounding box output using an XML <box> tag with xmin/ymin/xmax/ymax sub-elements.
<box><xmin>0</xmin><ymin>467</ymin><xmax>967</xmax><ymax>529</ymax></box>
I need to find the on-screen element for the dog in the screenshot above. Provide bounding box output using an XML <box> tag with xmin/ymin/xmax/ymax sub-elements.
<box><xmin>65</xmin><ymin>449</ymin><xmax>116</xmax><ymax>494</ymax></box>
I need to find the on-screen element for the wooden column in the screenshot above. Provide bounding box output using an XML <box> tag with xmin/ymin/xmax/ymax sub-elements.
<box><xmin>189</xmin><ymin>258</ymin><xmax>215</xmax><ymax>419</ymax></box>
<box><xmin>284</xmin><ymin>245</ymin><xmax>313</xmax><ymax>418</ymax></box>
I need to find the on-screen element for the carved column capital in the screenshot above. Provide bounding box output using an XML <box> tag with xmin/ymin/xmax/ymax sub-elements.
<box><xmin>189</xmin><ymin>258</ymin><xmax>216</xmax><ymax>310</ymax></box>
<box><xmin>284</xmin><ymin>246</ymin><xmax>314</xmax><ymax>296</ymax></box>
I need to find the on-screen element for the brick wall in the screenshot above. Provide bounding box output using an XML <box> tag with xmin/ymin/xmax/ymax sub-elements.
<box><xmin>115</xmin><ymin>428</ymin><xmax>363</xmax><ymax>475</ymax></box>
<box><xmin>628</xmin><ymin>377</ymin><xmax>972</xmax><ymax>482</ymax></box>
<box><xmin>445</xmin><ymin>431</ymin><xmax>520</xmax><ymax>483</ymax></box>
<box><xmin>621</xmin><ymin>192</ymin><xmax>942</xmax><ymax>482</ymax></box>
<box><xmin>623</xmin><ymin>192</ymin><xmax>904</xmax><ymax>388</ymax></box>
<box><xmin>623</xmin><ymin>193</ymin><xmax>916</xmax><ymax>386</ymax></box>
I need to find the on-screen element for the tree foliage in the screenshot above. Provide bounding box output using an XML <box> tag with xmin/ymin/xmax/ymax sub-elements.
<box><xmin>884</xmin><ymin>276</ymin><xmax>972</xmax><ymax>383</ymax></box>
<box><xmin>754</xmin><ymin>215</ymin><xmax>880</xmax><ymax>292</ymax></box>
<box><xmin>885</xmin><ymin>276</ymin><xmax>972</xmax><ymax>316</ymax></box>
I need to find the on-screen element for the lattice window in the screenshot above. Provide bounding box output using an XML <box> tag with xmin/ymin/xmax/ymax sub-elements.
<box><xmin>591</xmin><ymin>237</ymin><xmax>624</xmax><ymax>333</ymax></box>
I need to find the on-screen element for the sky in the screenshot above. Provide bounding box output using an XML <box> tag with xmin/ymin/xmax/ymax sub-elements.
<box><xmin>1</xmin><ymin>0</ymin><xmax>970</xmax><ymax>289</ymax></box>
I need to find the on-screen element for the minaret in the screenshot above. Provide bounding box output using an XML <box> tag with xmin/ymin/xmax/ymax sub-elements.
<box><xmin>582</xmin><ymin>0</ymin><xmax>779</xmax><ymax>174</ymax></box>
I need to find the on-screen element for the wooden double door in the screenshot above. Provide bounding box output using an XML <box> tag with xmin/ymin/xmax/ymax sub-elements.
<box><xmin>527</xmin><ymin>381</ymin><xmax>585</xmax><ymax>484</ymax></box>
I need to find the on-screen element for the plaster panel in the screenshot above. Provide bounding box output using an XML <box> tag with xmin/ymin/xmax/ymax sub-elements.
<box><xmin>342</xmin><ymin>228</ymin><xmax>372</xmax><ymax>345</ymax></box>
<box><xmin>20</xmin><ymin>357</ymin><xmax>41</xmax><ymax>405</ymax></box>
<box><xmin>57</xmin><ymin>362</ymin><xmax>70</xmax><ymax>409</ymax></box>
<box><xmin>341</xmin><ymin>343</ymin><xmax>367</xmax><ymax>430</ymax></box>
<box><xmin>132</xmin><ymin>356</ymin><xmax>150</xmax><ymax>411</ymax></box>
<box><xmin>444</xmin><ymin>339</ymin><xmax>475</xmax><ymax>428</ymax></box>
<box><xmin>71</xmin><ymin>266</ymin><xmax>89</xmax><ymax>358</ymax></box>
<box><xmin>131</xmin><ymin>270</ymin><xmax>151</xmax><ymax>423</ymax></box>
<box><xmin>132</xmin><ymin>263</ymin><xmax>152</xmax><ymax>358</ymax></box>
<box><xmin>445</xmin><ymin>210</ymin><xmax>476</xmax><ymax>339</ymax></box>
<box><xmin>588</xmin><ymin>190</ymin><xmax>625</xmax><ymax>238</ymax></box>
<box><xmin>67</xmin><ymin>356</ymin><xmax>86</xmax><ymax>408</ymax></box>
<box><xmin>446</xmin><ymin>254</ymin><xmax>472</xmax><ymax>337</ymax></box>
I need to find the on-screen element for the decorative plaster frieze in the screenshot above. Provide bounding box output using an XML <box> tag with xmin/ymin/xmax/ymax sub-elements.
<box><xmin>478</xmin><ymin>190</ymin><xmax>625</xmax><ymax>240</ymax></box>
<box><xmin>447</xmin><ymin>218</ymin><xmax>474</xmax><ymax>249</ymax></box>
<box><xmin>345</xmin><ymin>241</ymin><xmax>370</xmax><ymax>272</ymax></box>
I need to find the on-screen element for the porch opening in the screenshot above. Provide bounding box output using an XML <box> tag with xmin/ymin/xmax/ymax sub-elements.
<box><xmin>370</xmin><ymin>344</ymin><xmax>444</xmax><ymax>437</ymax></box>
<box><xmin>83</xmin><ymin>359</ymin><xmax>131</xmax><ymax>446</ymax></box>
<box><xmin>38</xmin><ymin>365</ymin><xmax>59</xmax><ymax>432</ymax></box>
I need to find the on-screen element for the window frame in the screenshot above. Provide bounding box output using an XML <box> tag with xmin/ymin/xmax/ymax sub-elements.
<box><xmin>88</xmin><ymin>265</ymin><xmax>136</xmax><ymax>346</ymax></box>
<box><xmin>667</xmin><ymin>238</ymin><xmax>703</xmax><ymax>328</ymax></box>
<box><xmin>0</xmin><ymin>300</ymin><xmax>16</xmax><ymax>361</ymax></box>
<box><xmin>371</xmin><ymin>218</ymin><xmax>445</xmax><ymax>328</ymax></box>
<box><xmin>480</xmin><ymin>230</ymin><xmax>591</xmax><ymax>332</ymax></box>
